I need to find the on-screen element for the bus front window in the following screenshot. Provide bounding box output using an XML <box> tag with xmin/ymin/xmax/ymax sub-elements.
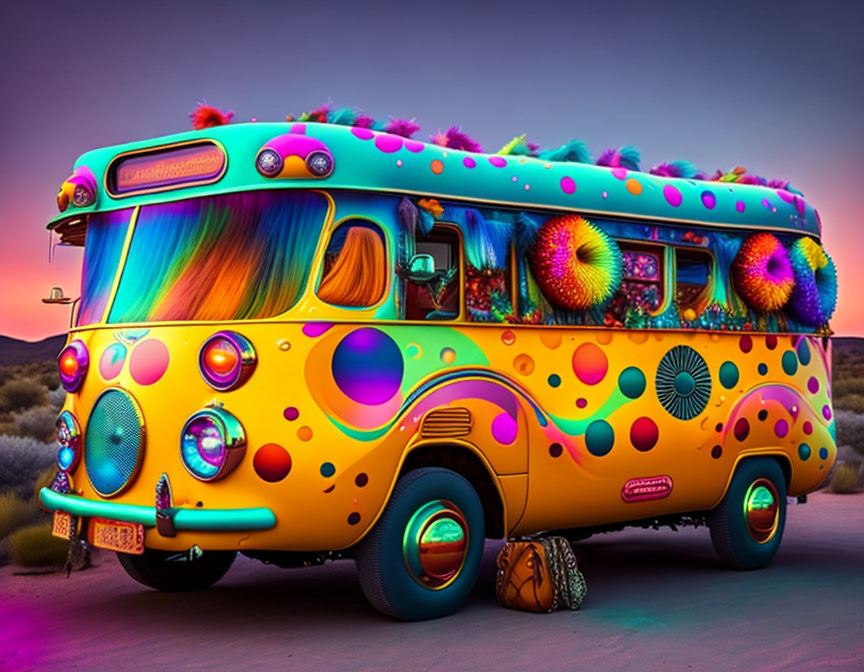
<box><xmin>108</xmin><ymin>190</ymin><xmax>329</xmax><ymax>323</ymax></box>
<box><xmin>77</xmin><ymin>208</ymin><xmax>134</xmax><ymax>326</ymax></box>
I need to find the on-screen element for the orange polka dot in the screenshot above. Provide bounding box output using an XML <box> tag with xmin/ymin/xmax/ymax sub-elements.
<box><xmin>513</xmin><ymin>354</ymin><xmax>535</xmax><ymax>376</ymax></box>
<box><xmin>297</xmin><ymin>426</ymin><xmax>313</xmax><ymax>441</ymax></box>
<box><xmin>626</xmin><ymin>178</ymin><xmax>643</xmax><ymax>195</ymax></box>
<box><xmin>539</xmin><ymin>331</ymin><xmax>562</xmax><ymax>350</ymax></box>
<box><xmin>430</xmin><ymin>159</ymin><xmax>444</xmax><ymax>175</ymax></box>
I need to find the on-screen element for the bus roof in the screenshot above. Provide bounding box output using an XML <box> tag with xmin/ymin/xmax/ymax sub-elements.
<box><xmin>48</xmin><ymin>122</ymin><xmax>821</xmax><ymax>238</ymax></box>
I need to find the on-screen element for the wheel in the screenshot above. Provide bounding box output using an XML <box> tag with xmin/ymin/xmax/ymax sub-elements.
<box><xmin>708</xmin><ymin>457</ymin><xmax>787</xmax><ymax>570</ymax></box>
<box><xmin>355</xmin><ymin>467</ymin><xmax>485</xmax><ymax>620</ymax></box>
<box><xmin>117</xmin><ymin>548</ymin><xmax>236</xmax><ymax>591</ymax></box>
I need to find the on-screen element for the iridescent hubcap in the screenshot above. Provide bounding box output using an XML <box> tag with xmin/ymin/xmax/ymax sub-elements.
<box><xmin>743</xmin><ymin>478</ymin><xmax>780</xmax><ymax>544</ymax></box>
<box><xmin>403</xmin><ymin>500</ymin><xmax>468</xmax><ymax>590</ymax></box>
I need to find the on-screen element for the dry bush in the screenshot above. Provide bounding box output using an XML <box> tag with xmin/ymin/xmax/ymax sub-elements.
<box><xmin>0</xmin><ymin>379</ymin><xmax>47</xmax><ymax>414</ymax></box>
<box><xmin>48</xmin><ymin>386</ymin><xmax>66</xmax><ymax>409</ymax></box>
<box><xmin>9</xmin><ymin>523</ymin><xmax>68</xmax><ymax>567</ymax></box>
<box><xmin>832</xmin><ymin>378</ymin><xmax>864</xmax><ymax>399</ymax></box>
<box><xmin>0</xmin><ymin>435</ymin><xmax>57</xmax><ymax>498</ymax></box>
<box><xmin>0</xmin><ymin>492</ymin><xmax>39</xmax><ymax>539</ymax></box>
<box><xmin>835</xmin><ymin>410</ymin><xmax>864</xmax><ymax>458</ymax></box>
<box><xmin>828</xmin><ymin>463</ymin><xmax>862</xmax><ymax>494</ymax></box>
<box><xmin>14</xmin><ymin>406</ymin><xmax>57</xmax><ymax>442</ymax></box>
<box><xmin>835</xmin><ymin>394</ymin><xmax>864</xmax><ymax>414</ymax></box>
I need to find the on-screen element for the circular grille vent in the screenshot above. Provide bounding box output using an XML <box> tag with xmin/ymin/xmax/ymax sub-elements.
<box><xmin>85</xmin><ymin>388</ymin><xmax>145</xmax><ymax>497</ymax></box>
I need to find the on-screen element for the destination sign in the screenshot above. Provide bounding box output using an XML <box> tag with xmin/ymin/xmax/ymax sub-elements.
<box><xmin>109</xmin><ymin>142</ymin><xmax>226</xmax><ymax>195</ymax></box>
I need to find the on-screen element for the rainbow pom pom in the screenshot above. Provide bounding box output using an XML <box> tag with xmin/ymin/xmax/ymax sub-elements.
<box><xmin>732</xmin><ymin>233</ymin><xmax>795</xmax><ymax>312</ymax></box>
<box><xmin>529</xmin><ymin>215</ymin><xmax>622</xmax><ymax>310</ymax></box>
<box><xmin>788</xmin><ymin>237</ymin><xmax>837</xmax><ymax>327</ymax></box>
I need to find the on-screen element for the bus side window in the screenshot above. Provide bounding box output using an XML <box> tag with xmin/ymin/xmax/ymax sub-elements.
<box><xmin>675</xmin><ymin>248</ymin><xmax>713</xmax><ymax>317</ymax></box>
<box><xmin>404</xmin><ymin>226</ymin><xmax>460</xmax><ymax>320</ymax></box>
<box><xmin>619</xmin><ymin>244</ymin><xmax>664</xmax><ymax>313</ymax></box>
<box><xmin>317</xmin><ymin>219</ymin><xmax>387</xmax><ymax>308</ymax></box>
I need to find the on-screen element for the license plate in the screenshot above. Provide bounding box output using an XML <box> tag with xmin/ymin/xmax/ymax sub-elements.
<box><xmin>91</xmin><ymin>517</ymin><xmax>145</xmax><ymax>555</ymax></box>
<box><xmin>52</xmin><ymin>511</ymin><xmax>73</xmax><ymax>539</ymax></box>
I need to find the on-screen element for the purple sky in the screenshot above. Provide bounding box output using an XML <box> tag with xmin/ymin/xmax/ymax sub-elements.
<box><xmin>1</xmin><ymin>0</ymin><xmax>862</xmax><ymax>338</ymax></box>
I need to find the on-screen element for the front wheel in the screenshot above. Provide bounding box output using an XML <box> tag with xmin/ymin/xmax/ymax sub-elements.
<box><xmin>708</xmin><ymin>457</ymin><xmax>787</xmax><ymax>570</ymax></box>
<box><xmin>355</xmin><ymin>467</ymin><xmax>485</xmax><ymax>620</ymax></box>
<box><xmin>117</xmin><ymin>548</ymin><xmax>236</xmax><ymax>591</ymax></box>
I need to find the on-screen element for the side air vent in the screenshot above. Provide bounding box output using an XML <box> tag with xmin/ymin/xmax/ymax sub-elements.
<box><xmin>420</xmin><ymin>408</ymin><xmax>472</xmax><ymax>438</ymax></box>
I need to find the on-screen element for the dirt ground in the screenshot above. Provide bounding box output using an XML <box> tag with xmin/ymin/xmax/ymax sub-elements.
<box><xmin>1</xmin><ymin>491</ymin><xmax>863</xmax><ymax>671</ymax></box>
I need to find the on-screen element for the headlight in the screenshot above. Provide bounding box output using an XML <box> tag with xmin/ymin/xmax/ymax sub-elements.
<box><xmin>198</xmin><ymin>331</ymin><xmax>256</xmax><ymax>391</ymax></box>
<box><xmin>58</xmin><ymin>340</ymin><xmax>89</xmax><ymax>393</ymax></box>
<box><xmin>306</xmin><ymin>150</ymin><xmax>334</xmax><ymax>177</ymax></box>
<box><xmin>256</xmin><ymin>148</ymin><xmax>283</xmax><ymax>177</ymax></box>
<box><xmin>181</xmin><ymin>407</ymin><xmax>246</xmax><ymax>481</ymax></box>
<box><xmin>56</xmin><ymin>410</ymin><xmax>81</xmax><ymax>472</ymax></box>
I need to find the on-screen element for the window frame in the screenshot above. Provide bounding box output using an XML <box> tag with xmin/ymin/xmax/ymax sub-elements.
<box><xmin>615</xmin><ymin>238</ymin><xmax>671</xmax><ymax>317</ymax></box>
<box><xmin>673</xmin><ymin>245</ymin><xmax>716</xmax><ymax>318</ymax></box>
<box><xmin>402</xmin><ymin>222</ymin><xmax>465</xmax><ymax>322</ymax></box>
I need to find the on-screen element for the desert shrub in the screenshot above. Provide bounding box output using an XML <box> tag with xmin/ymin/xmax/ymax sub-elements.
<box><xmin>832</xmin><ymin>378</ymin><xmax>864</xmax><ymax>399</ymax></box>
<box><xmin>14</xmin><ymin>405</ymin><xmax>57</xmax><ymax>442</ymax></box>
<box><xmin>828</xmin><ymin>463</ymin><xmax>862</xmax><ymax>494</ymax></box>
<box><xmin>0</xmin><ymin>492</ymin><xmax>39</xmax><ymax>539</ymax></box>
<box><xmin>835</xmin><ymin>394</ymin><xmax>864</xmax><ymax>414</ymax></box>
<box><xmin>835</xmin><ymin>410</ymin><xmax>864</xmax><ymax>458</ymax></box>
<box><xmin>0</xmin><ymin>379</ymin><xmax>47</xmax><ymax>414</ymax></box>
<box><xmin>33</xmin><ymin>466</ymin><xmax>58</xmax><ymax>500</ymax></box>
<box><xmin>36</xmin><ymin>369</ymin><xmax>61</xmax><ymax>392</ymax></box>
<box><xmin>0</xmin><ymin>420</ymin><xmax>17</xmax><ymax>436</ymax></box>
<box><xmin>0</xmin><ymin>435</ymin><xmax>57</xmax><ymax>497</ymax></box>
<box><xmin>48</xmin><ymin>386</ymin><xmax>66</xmax><ymax>409</ymax></box>
<box><xmin>9</xmin><ymin>523</ymin><xmax>68</xmax><ymax>567</ymax></box>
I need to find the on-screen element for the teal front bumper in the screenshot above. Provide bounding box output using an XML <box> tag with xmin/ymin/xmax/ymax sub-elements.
<box><xmin>40</xmin><ymin>488</ymin><xmax>277</xmax><ymax>531</ymax></box>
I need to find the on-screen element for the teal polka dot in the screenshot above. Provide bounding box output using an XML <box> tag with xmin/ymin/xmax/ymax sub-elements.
<box><xmin>782</xmin><ymin>351</ymin><xmax>798</xmax><ymax>376</ymax></box>
<box><xmin>758</xmin><ymin>363</ymin><xmax>768</xmax><ymax>376</ymax></box>
<box><xmin>585</xmin><ymin>420</ymin><xmax>615</xmax><ymax>457</ymax></box>
<box><xmin>320</xmin><ymin>462</ymin><xmax>336</xmax><ymax>477</ymax></box>
<box><xmin>547</xmin><ymin>374</ymin><xmax>561</xmax><ymax>388</ymax></box>
<box><xmin>798</xmin><ymin>443</ymin><xmax>811</xmax><ymax>461</ymax></box>
<box><xmin>673</xmin><ymin>371</ymin><xmax>696</xmax><ymax>396</ymax></box>
<box><xmin>618</xmin><ymin>367</ymin><xmax>646</xmax><ymax>399</ymax></box>
<box><xmin>719</xmin><ymin>361</ymin><xmax>739</xmax><ymax>389</ymax></box>
<box><xmin>819</xmin><ymin>446</ymin><xmax>828</xmax><ymax>460</ymax></box>
<box><xmin>797</xmin><ymin>339</ymin><xmax>811</xmax><ymax>366</ymax></box>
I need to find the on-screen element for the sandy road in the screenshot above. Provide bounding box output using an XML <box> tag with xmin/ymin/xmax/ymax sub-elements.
<box><xmin>1</xmin><ymin>491</ymin><xmax>863</xmax><ymax>671</ymax></box>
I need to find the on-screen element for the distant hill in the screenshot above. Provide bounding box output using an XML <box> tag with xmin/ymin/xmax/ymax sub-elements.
<box><xmin>0</xmin><ymin>334</ymin><xmax>66</xmax><ymax>366</ymax></box>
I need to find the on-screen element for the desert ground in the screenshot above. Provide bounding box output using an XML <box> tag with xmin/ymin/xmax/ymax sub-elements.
<box><xmin>1</xmin><ymin>490</ymin><xmax>862</xmax><ymax>672</ymax></box>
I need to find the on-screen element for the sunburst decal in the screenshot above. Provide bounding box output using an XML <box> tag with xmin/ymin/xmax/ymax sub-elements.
<box><xmin>656</xmin><ymin>345</ymin><xmax>712</xmax><ymax>420</ymax></box>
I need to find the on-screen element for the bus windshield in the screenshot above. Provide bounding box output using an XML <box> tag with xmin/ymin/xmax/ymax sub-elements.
<box><xmin>106</xmin><ymin>190</ymin><xmax>328</xmax><ymax>323</ymax></box>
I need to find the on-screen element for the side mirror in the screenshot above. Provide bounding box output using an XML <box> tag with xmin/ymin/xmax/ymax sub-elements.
<box><xmin>406</xmin><ymin>254</ymin><xmax>437</xmax><ymax>283</ymax></box>
<box><xmin>42</xmin><ymin>286</ymin><xmax>74</xmax><ymax>305</ymax></box>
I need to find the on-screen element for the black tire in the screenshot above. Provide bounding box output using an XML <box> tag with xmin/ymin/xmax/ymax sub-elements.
<box><xmin>117</xmin><ymin>549</ymin><xmax>236</xmax><ymax>591</ymax></box>
<box><xmin>355</xmin><ymin>467</ymin><xmax>485</xmax><ymax>621</ymax></box>
<box><xmin>708</xmin><ymin>457</ymin><xmax>787</xmax><ymax>570</ymax></box>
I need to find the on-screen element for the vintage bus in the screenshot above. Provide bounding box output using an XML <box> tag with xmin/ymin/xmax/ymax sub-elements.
<box><xmin>41</xmin><ymin>118</ymin><xmax>837</xmax><ymax>620</ymax></box>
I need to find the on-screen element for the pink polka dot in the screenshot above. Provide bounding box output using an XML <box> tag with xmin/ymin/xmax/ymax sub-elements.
<box><xmin>351</xmin><ymin>127</ymin><xmax>374</xmax><ymax>140</ymax></box>
<box><xmin>630</xmin><ymin>417</ymin><xmax>659</xmax><ymax>452</ymax></box>
<box><xmin>491</xmin><ymin>412</ymin><xmax>518</xmax><ymax>445</ymax></box>
<box><xmin>663</xmin><ymin>184</ymin><xmax>682</xmax><ymax>207</ymax></box>
<box><xmin>488</xmin><ymin>156</ymin><xmax>507</xmax><ymax>168</ymax></box>
<box><xmin>611</xmin><ymin>168</ymin><xmax>627</xmax><ymax>180</ymax></box>
<box><xmin>777</xmin><ymin>190</ymin><xmax>794</xmax><ymax>203</ymax></box>
<box><xmin>736</xmin><ymin>201</ymin><xmax>746</xmax><ymax>213</ymax></box>
<box><xmin>822</xmin><ymin>405</ymin><xmax>832</xmax><ymax>420</ymax></box>
<box><xmin>774</xmin><ymin>418</ymin><xmax>789</xmax><ymax>438</ymax></box>
<box><xmin>404</xmin><ymin>140</ymin><xmax>424</xmax><ymax>153</ymax></box>
<box><xmin>576</xmin><ymin>398</ymin><xmax>588</xmax><ymax>408</ymax></box>
<box><xmin>803</xmin><ymin>421</ymin><xmax>813</xmax><ymax>435</ymax></box>
<box><xmin>571</xmin><ymin>343</ymin><xmax>608</xmax><ymax>385</ymax></box>
<box><xmin>762</xmin><ymin>198</ymin><xmax>771</xmax><ymax>209</ymax></box>
<box><xmin>290</xmin><ymin>123</ymin><xmax>306</xmax><ymax>134</ymax></box>
<box><xmin>739</xmin><ymin>335</ymin><xmax>753</xmax><ymax>353</ymax></box>
<box><xmin>463</xmin><ymin>156</ymin><xmax>476</xmax><ymax>168</ymax></box>
<box><xmin>560</xmin><ymin>176</ymin><xmax>576</xmax><ymax>194</ymax></box>
<box><xmin>794</xmin><ymin>196</ymin><xmax>807</xmax><ymax>216</ymax></box>
<box><xmin>374</xmin><ymin>134</ymin><xmax>403</xmax><ymax>153</ymax></box>
<box><xmin>129</xmin><ymin>339</ymin><xmax>169</xmax><ymax>386</ymax></box>
<box><xmin>807</xmin><ymin>377</ymin><xmax>819</xmax><ymax>394</ymax></box>
<box><xmin>99</xmin><ymin>343</ymin><xmax>126</xmax><ymax>381</ymax></box>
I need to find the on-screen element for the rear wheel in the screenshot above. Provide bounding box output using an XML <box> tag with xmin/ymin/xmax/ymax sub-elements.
<box><xmin>355</xmin><ymin>467</ymin><xmax>485</xmax><ymax>621</ymax></box>
<box><xmin>709</xmin><ymin>457</ymin><xmax>787</xmax><ymax>570</ymax></box>
<box><xmin>117</xmin><ymin>548</ymin><xmax>236</xmax><ymax>591</ymax></box>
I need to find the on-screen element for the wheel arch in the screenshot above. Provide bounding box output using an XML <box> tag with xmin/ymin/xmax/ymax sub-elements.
<box><xmin>709</xmin><ymin>450</ymin><xmax>792</xmax><ymax>510</ymax></box>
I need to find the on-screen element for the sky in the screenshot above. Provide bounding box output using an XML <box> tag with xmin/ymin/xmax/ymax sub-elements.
<box><xmin>0</xmin><ymin>0</ymin><xmax>862</xmax><ymax>340</ymax></box>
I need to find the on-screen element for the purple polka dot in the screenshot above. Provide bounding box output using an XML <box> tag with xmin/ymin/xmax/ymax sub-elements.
<box><xmin>560</xmin><ymin>176</ymin><xmax>576</xmax><ymax>194</ymax></box>
<box><xmin>734</xmin><ymin>418</ymin><xmax>750</xmax><ymax>441</ymax></box>
<box><xmin>777</xmin><ymin>189</ymin><xmax>794</xmax><ymax>203</ymax></box>
<box><xmin>774</xmin><ymin>419</ymin><xmax>789</xmax><ymax>438</ymax></box>
<box><xmin>822</xmin><ymin>405</ymin><xmax>832</xmax><ymax>420</ymax></box>
<box><xmin>736</xmin><ymin>201</ymin><xmax>746</xmax><ymax>213</ymax></box>
<box><xmin>283</xmin><ymin>407</ymin><xmax>299</xmax><ymax>421</ymax></box>
<box><xmin>701</xmin><ymin>191</ymin><xmax>716</xmax><ymax>209</ymax></box>
<box><xmin>374</xmin><ymin>134</ymin><xmax>403</xmax><ymax>153</ymax></box>
<box><xmin>332</xmin><ymin>328</ymin><xmax>403</xmax><ymax>405</ymax></box>
<box><xmin>803</xmin><ymin>421</ymin><xmax>813</xmax><ymax>435</ymax></box>
<box><xmin>404</xmin><ymin>140</ymin><xmax>424</xmax><ymax>153</ymax></box>
<box><xmin>488</xmin><ymin>156</ymin><xmax>507</xmax><ymax>168</ymax></box>
<box><xmin>351</xmin><ymin>127</ymin><xmax>374</xmax><ymax>140</ymax></box>
<box><xmin>290</xmin><ymin>123</ymin><xmax>307</xmax><ymax>134</ymax></box>
<box><xmin>611</xmin><ymin>168</ymin><xmax>627</xmax><ymax>180</ymax></box>
<box><xmin>462</xmin><ymin>156</ymin><xmax>476</xmax><ymax>168</ymax></box>
<box><xmin>491</xmin><ymin>412</ymin><xmax>518</xmax><ymax>445</ymax></box>
<box><xmin>663</xmin><ymin>184</ymin><xmax>682</xmax><ymax>207</ymax></box>
<box><xmin>808</xmin><ymin>377</ymin><xmax>819</xmax><ymax>394</ymax></box>
<box><xmin>302</xmin><ymin>322</ymin><xmax>333</xmax><ymax>337</ymax></box>
<box><xmin>576</xmin><ymin>398</ymin><xmax>587</xmax><ymax>408</ymax></box>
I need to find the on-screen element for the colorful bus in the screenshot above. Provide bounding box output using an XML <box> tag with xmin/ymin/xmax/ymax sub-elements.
<box><xmin>41</xmin><ymin>117</ymin><xmax>838</xmax><ymax>620</ymax></box>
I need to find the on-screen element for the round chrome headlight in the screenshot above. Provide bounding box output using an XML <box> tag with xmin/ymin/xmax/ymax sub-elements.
<box><xmin>256</xmin><ymin>148</ymin><xmax>283</xmax><ymax>177</ymax></box>
<box><xmin>71</xmin><ymin>183</ymin><xmax>96</xmax><ymax>207</ymax></box>
<box><xmin>198</xmin><ymin>331</ymin><xmax>256</xmax><ymax>391</ymax></box>
<box><xmin>181</xmin><ymin>407</ymin><xmax>246</xmax><ymax>481</ymax></box>
<box><xmin>306</xmin><ymin>150</ymin><xmax>333</xmax><ymax>177</ymax></box>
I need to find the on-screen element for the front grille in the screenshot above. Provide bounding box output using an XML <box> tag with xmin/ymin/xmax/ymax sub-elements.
<box><xmin>85</xmin><ymin>389</ymin><xmax>145</xmax><ymax>497</ymax></box>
